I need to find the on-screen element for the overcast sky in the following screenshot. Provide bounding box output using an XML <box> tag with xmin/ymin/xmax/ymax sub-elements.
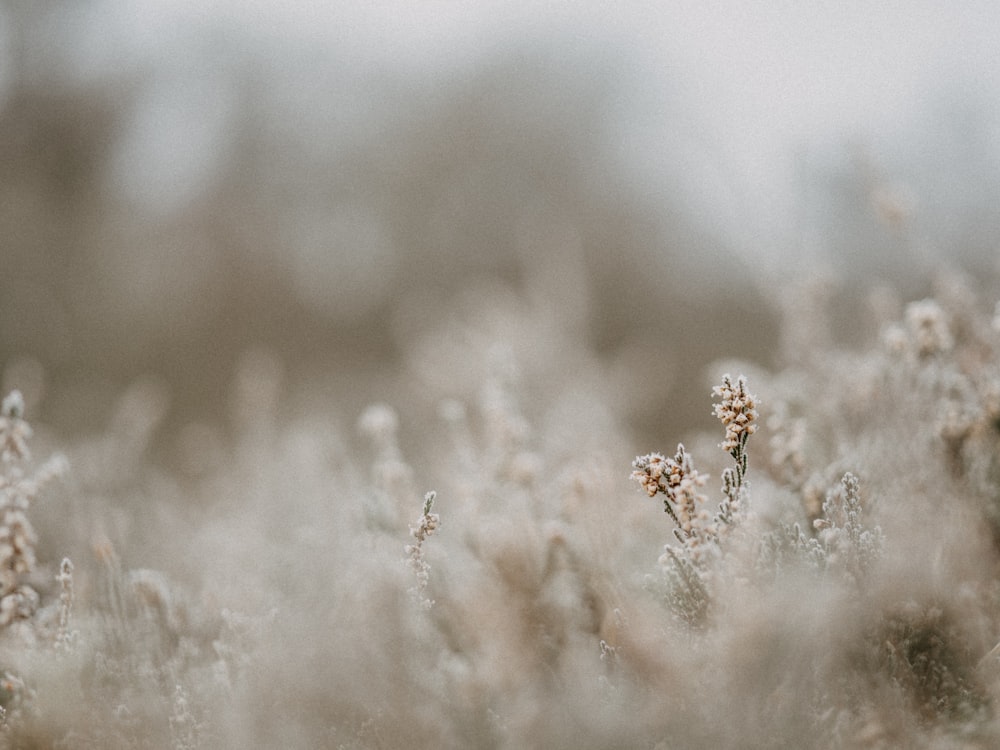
<box><xmin>15</xmin><ymin>0</ymin><xmax>999</xmax><ymax>277</ymax></box>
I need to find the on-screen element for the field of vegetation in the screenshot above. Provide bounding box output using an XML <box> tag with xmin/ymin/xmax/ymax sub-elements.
<box><xmin>4</xmin><ymin>2</ymin><xmax>1000</xmax><ymax>747</ymax></box>
<box><xmin>4</xmin><ymin>277</ymin><xmax>1000</xmax><ymax>747</ymax></box>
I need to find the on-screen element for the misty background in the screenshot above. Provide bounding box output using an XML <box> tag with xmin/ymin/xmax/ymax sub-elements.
<box><xmin>3</xmin><ymin>0</ymin><xmax>1000</xmax><ymax>465</ymax></box>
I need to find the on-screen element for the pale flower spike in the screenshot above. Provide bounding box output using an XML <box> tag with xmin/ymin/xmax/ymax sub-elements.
<box><xmin>712</xmin><ymin>374</ymin><xmax>758</xmax><ymax>453</ymax></box>
<box><xmin>405</xmin><ymin>491</ymin><xmax>440</xmax><ymax>609</ymax></box>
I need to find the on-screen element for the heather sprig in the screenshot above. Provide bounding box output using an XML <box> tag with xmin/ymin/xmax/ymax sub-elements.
<box><xmin>0</xmin><ymin>390</ymin><xmax>67</xmax><ymax>628</ymax></box>
<box><xmin>631</xmin><ymin>374</ymin><xmax>759</xmax><ymax>551</ymax></box>
<box><xmin>405</xmin><ymin>491</ymin><xmax>440</xmax><ymax>609</ymax></box>
<box><xmin>630</xmin><ymin>376</ymin><xmax>761</xmax><ymax>630</ymax></box>
<box><xmin>813</xmin><ymin>472</ymin><xmax>884</xmax><ymax>583</ymax></box>
<box><xmin>630</xmin><ymin>445</ymin><xmax>708</xmax><ymax>537</ymax></box>
<box><xmin>713</xmin><ymin>373</ymin><xmax>757</xmax><ymax>525</ymax></box>
<box><xmin>54</xmin><ymin>557</ymin><xmax>76</xmax><ymax>652</ymax></box>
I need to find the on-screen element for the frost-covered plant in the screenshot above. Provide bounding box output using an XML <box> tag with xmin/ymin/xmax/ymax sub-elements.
<box><xmin>630</xmin><ymin>445</ymin><xmax>709</xmax><ymax>541</ymax></box>
<box><xmin>758</xmin><ymin>471</ymin><xmax>883</xmax><ymax>586</ymax></box>
<box><xmin>632</xmin><ymin>374</ymin><xmax>759</xmax><ymax>626</ymax></box>
<box><xmin>0</xmin><ymin>391</ymin><xmax>67</xmax><ymax>630</ymax></box>
<box><xmin>0</xmin><ymin>391</ymin><xmax>41</xmax><ymax>623</ymax></box>
<box><xmin>623</xmin><ymin>283</ymin><xmax>1000</xmax><ymax>744</ymax></box>
<box><xmin>812</xmin><ymin>472</ymin><xmax>884</xmax><ymax>584</ymax></box>
<box><xmin>53</xmin><ymin>558</ymin><xmax>75</xmax><ymax>653</ymax></box>
<box><xmin>5</xmin><ymin>270</ymin><xmax>1000</xmax><ymax>748</ymax></box>
<box><xmin>713</xmin><ymin>373</ymin><xmax>757</xmax><ymax>526</ymax></box>
<box><xmin>405</xmin><ymin>490</ymin><xmax>440</xmax><ymax>609</ymax></box>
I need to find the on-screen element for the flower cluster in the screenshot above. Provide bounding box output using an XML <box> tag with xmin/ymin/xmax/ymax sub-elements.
<box><xmin>0</xmin><ymin>392</ymin><xmax>39</xmax><ymax>626</ymax></box>
<box><xmin>0</xmin><ymin>391</ymin><xmax>67</xmax><ymax>628</ymax></box>
<box><xmin>630</xmin><ymin>452</ymin><xmax>669</xmax><ymax>499</ymax></box>
<box><xmin>631</xmin><ymin>444</ymin><xmax>708</xmax><ymax>537</ymax></box>
<box><xmin>405</xmin><ymin>491</ymin><xmax>440</xmax><ymax>609</ymax></box>
<box><xmin>408</xmin><ymin>491</ymin><xmax>440</xmax><ymax>544</ymax></box>
<box><xmin>712</xmin><ymin>374</ymin><xmax>758</xmax><ymax>453</ymax></box>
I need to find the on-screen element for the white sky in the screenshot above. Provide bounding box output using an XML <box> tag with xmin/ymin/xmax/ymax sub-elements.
<box><xmin>24</xmin><ymin>0</ymin><xmax>1000</xmax><ymax>272</ymax></box>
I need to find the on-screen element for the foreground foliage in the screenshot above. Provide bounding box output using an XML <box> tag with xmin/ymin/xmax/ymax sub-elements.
<box><xmin>3</xmin><ymin>275</ymin><xmax>1000</xmax><ymax>748</ymax></box>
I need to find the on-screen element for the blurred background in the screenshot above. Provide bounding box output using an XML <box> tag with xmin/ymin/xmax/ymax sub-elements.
<box><xmin>2</xmin><ymin>0</ymin><xmax>1000</xmax><ymax>464</ymax></box>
